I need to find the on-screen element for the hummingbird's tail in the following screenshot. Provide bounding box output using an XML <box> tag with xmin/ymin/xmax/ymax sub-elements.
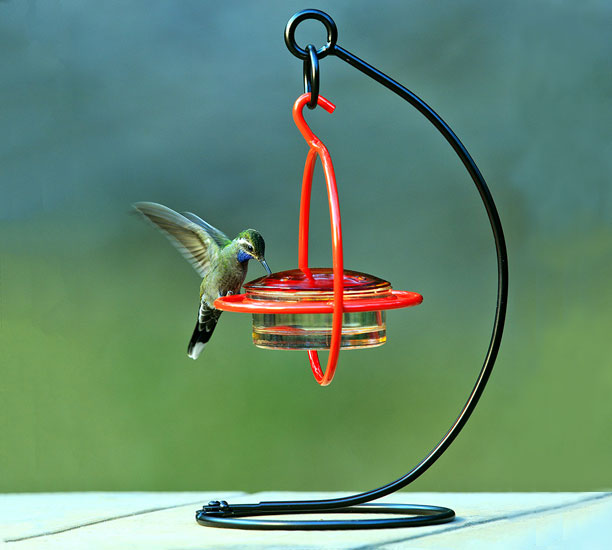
<box><xmin>187</xmin><ymin>303</ymin><xmax>222</xmax><ymax>360</ymax></box>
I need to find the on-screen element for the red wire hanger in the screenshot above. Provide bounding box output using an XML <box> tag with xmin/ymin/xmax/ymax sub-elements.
<box><xmin>294</xmin><ymin>93</ymin><xmax>343</xmax><ymax>385</ymax></box>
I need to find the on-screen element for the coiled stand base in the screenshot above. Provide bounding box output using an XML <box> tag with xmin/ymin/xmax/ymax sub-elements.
<box><xmin>196</xmin><ymin>501</ymin><xmax>455</xmax><ymax>530</ymax></box>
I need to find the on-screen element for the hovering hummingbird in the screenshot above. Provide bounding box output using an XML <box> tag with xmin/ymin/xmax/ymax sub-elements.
<box><xmin>133</xmin><ymin>202</ymin><xmax>271</xmax><ymax>360</ymax></box>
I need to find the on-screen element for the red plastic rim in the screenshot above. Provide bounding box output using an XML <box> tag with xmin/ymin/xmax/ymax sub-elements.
<box><xmin>214</xmin><ymin>268</ymin><xmax>423</xmax><ymax>313</ymax></box>
<box><xmin>214</xmin><ymin>289</ymin><xmax>421</xmax><ymax>313</ymax></box>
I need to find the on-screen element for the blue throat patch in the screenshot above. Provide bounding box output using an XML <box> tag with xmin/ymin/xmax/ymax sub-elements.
<box><xmin>237</xmin><ymin>249</ymin><xmax>253</xmax><ymax>263</ymax></box>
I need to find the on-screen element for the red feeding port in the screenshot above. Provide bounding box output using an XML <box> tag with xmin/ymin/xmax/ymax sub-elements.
<box><xmin>215</xmin><ymin>93</ymin><xmax>422</xmax><ymax>385</ymax></box>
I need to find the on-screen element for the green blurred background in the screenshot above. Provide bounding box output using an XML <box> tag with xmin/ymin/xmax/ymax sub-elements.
<box><xmin>1</xmin><ymin>0</ymin><xmax>610</xmax><ymax>494</ymax></box>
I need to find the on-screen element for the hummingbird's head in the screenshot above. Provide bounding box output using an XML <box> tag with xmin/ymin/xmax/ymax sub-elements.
<box><xmin>236</xmin><ymin>229</ymin><xmax>271</xmax><ymax>275</ymax></box>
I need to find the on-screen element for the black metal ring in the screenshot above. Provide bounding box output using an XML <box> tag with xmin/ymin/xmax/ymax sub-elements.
<box><xmin>303</xmin><ymin>45</ymin><xmax>319</xmax><ymax>109</ymax></box>
<box><xmin>284</xmin><ymin>9</ymin><xmax>338</xmax><ymax>60</ymax></box>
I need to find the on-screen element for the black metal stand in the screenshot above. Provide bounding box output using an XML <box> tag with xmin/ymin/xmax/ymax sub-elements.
<box><xmin>196</xmin><ymin>9</ymin><xmax>508</xmax><ymax>530</ymax></box>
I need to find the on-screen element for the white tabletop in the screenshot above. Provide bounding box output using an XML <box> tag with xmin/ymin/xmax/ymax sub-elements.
<box><xmin>1</xmin><ymin>492</ymin><xmax>610</xmax><ymax>549</ymax></box>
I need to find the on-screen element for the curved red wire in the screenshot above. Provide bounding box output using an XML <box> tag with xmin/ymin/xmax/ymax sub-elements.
<box><xmin>293</xmin><ymin>93</ymin><xmax>343</xmax><ymax>386</ymax></box>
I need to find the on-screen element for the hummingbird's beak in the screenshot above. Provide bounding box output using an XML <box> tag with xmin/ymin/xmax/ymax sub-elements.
<box><xmin>260</xmin><ymin>259</ymin><xmax>272</xmax><ymax>275</ymax></box>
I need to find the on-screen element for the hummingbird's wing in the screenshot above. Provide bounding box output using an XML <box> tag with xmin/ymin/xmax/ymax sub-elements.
<box><xmin>182</xmin><ymin>212</ymin><xmax>231</xmax><ymax>248</ymax></box>
<box><xmin>133</xmin><ymin>202</ymin><xmax>220</xmax><ymax>277</ymax></box>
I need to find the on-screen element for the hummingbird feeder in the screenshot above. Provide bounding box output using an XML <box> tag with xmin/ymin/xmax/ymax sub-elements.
<box><xmin>215</xmin><ymin>92</ymin><xmax>423</xmax><ymax>385</ymax></box>
<box><xmin>197</xmin><ymin>9</ymin><xmax>508</xmax><ymax>531</ymax></box>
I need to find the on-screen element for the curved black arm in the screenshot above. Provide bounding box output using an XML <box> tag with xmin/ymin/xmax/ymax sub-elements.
<box><xmin>197</xmin><ymin>9</ymin><xmax>508</xmax><ymax>530</ymax></box>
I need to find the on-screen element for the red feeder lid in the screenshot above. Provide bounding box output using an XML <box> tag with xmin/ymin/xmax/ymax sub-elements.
<box><xmin>214</xmin><ymin>268</ymin><xmax>422</xmax><ymax>314</ymax></box>
<box><xmin>247</xmin><ymin>268</ymin><xmax>389</xmax><ymax>295</ymax></box>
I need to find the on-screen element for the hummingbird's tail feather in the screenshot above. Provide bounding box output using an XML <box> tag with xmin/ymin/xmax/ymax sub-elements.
<box><xmin>187</xmin><ymin>302</ymin><xmax>222</xmax><ymax>360</ymax></box>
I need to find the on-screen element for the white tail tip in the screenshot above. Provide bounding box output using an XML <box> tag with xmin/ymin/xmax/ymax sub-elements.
<box><xmin>188</xmin><ymin>342</ymin><xmax>206</xmax><ymax>360</ymax></box>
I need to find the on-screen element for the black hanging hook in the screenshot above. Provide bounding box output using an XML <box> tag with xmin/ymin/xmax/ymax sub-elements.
<box><xmin>284</xmin><ymin>9</ymin><xmax>337</xmax><ymax>60</ymax></box>
<box><xmin>303</xmin><ymin>44</ymin><xmax>319</xmax><ymax>109</ymax></box>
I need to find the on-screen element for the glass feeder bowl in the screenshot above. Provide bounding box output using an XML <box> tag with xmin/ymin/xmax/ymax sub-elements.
<box><xmin>215</xmin><ymin>267</ymin><xmax>423</xmax><ymax>351</ymax></box>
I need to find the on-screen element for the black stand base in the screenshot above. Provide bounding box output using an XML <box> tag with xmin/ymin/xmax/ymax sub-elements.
<box><xmin>196</xmin><ymin>501</ymin><xmax>455</xmax><ymax>530</ymax></box>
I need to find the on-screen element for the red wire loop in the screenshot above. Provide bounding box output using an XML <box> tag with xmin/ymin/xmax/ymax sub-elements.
<box><xmin>294</xmin><ymin>93</ymin><xmax>342</xmax><ymax>386</ymax></box>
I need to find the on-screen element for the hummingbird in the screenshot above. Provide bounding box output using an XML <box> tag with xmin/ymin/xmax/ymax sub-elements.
<box><xmin>133</xmin><ymin>202</ymin><xmax>271</xmax><ymax>360</ymax></box>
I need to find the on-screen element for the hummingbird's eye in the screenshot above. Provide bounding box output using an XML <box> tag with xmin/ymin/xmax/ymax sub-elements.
<box><xmin>246</xmin><ymin>244</ymin><xmax>254</xmax><ymax>252</ymax></box>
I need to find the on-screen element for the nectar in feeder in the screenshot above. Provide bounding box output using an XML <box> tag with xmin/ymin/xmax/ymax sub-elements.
<box><xmin>217</xmin><ymin>267</ymin><xmax>423</xmax><ymax>351</ymax></box>
<box><xmin>247</xmin><ymin>268</ymin><xmax>389</xmax><ymax>350</ymax></box>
